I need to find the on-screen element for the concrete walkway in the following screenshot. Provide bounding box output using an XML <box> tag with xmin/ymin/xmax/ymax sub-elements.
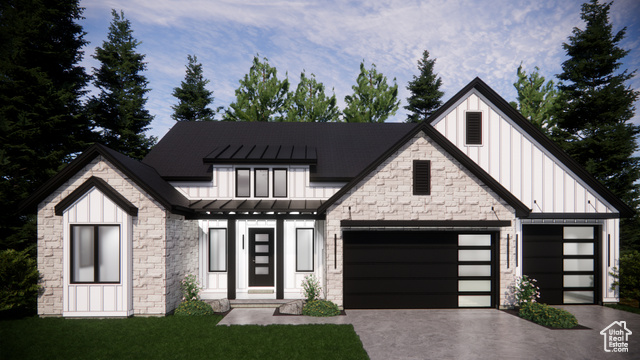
<box><xmin>218</xmin><ymin>306</ymin><xmax>639</xmax><ymax>359</ymax></box>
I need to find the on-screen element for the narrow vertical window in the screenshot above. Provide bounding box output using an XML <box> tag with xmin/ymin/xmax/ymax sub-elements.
<box><xmin>296</xmin><ymin>228</ymin><xmax>314</xmax><ymax>272</ymax></box>
<box><xmin>413</xmin><ymin>160</ymin><xmax>431</xmax><ymax>195</ymax></box>
<box><xmin>254</xmin><ymin>169</ymin><xmax>269</xmax><ymax>197</ymax></box>
<box><xmin>273</xmin><ymin>169</ymin><xmax>287</xmax><ymax>198</ymax></box>
<box><xmin>466</xmin><ymin>111</ymin><xmax>482</xmax><ymax>145</ymax></box>
<box><xmin>209</xmin><ymin>229</ymin><xmax>227</xmax><ymax>272</ymax></box>
<box><xmin>236</xmin><ymin>169</ymin><xmax>250</xmax><ymax>197</ymax></box>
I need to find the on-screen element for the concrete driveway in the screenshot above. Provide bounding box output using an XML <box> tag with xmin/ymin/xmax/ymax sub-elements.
<box><xmin>219</xmin><ymin>306</ymin><xmax>639</xmax><ymax>359</ymax></box>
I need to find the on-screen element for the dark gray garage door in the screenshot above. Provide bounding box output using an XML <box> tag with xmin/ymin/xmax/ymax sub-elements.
<box><xmin>523</xmin><ymin>225</ymin><xmax>599</xmax><ymax>305</ymax></box>
<box><xmin>343</xmin><ymin>231</ymin><xmax>497</xmax><ymax>309</ymax></box>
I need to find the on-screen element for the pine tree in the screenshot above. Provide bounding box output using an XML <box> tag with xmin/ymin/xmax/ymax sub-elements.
<box><xmin>343</xmin><ymin>62</ymin><xmax>400</xmax><ymax>123</ymax></box>
<box><xmin>510</xmin><ymin>64</ymin><xmax>559</xmax><ymax>133</ymax></box>
<box><xmin>224</xmin><ymin>55</ymin><xmax>290</xmax><ymax>122</ymax></box>
<box><xmin>405</xmin><ymin>50</ymin><xmax>444</xmax><ymax>123</ymax></box>
<box><xmin>554</xmin><ymin>0</ymin><xmax>640</xmax><ymax>251</ymax></box>
<box><xmin>0</xmin><ymin>0</ymin><xmax>92</xmax><ymax>252</ymax></box>
<box><xmin>172</xmin><ymin>55</ymin><xmax>217</xmax><ymax>121</ymax></box>
<box><xmin>286</xmin><ymin>72</ymin><xmax>341</xmax><ymax>122</ymax></box>
<box><xmin>87</xmin><ymin>10</ymin><xmax>156</xmax><ymax>159</ymax></box>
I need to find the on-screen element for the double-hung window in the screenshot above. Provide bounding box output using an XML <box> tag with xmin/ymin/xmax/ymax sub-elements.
<box><xmin>71</xmin><ymin>225</ymin><xmax>120</xmax><ymax>283</ymax></box>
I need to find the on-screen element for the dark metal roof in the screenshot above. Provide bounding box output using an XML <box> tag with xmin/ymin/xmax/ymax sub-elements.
<box><xmin>203</xmin><ymin>144</ymin><xmax>317</xmax><ymax>164</ymax></box>
<box><xmin>142</xmin><ymin>122</ymin><xmax>417</xmax><ymax>181</ymax></box>
<box><xmin>189</xmin><ymin>199</ymin><xmax>324</xmax><ymax>213</ymax></box>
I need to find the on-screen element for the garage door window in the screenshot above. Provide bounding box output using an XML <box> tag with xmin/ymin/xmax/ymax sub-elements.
<box><xmin>457</xmin><ymin>234</ymin><xmax>493</xmax><ymax>308</ymax></box>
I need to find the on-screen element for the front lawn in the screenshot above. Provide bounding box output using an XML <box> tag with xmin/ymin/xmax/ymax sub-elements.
<box><xmin>0</xmin><ymin>315</ymin><xmax>369</xmax><ymax>359</ymax></box>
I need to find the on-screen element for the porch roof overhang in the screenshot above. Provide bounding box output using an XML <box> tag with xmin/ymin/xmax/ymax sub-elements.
<box><xmin>188</xmin><ymin>199</ymin><xmax>325</xmax><ymax>214</ymax></box>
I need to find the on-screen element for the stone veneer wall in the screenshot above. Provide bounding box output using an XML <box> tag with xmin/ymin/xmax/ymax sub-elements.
<box><xmin>37</xmin><ymin>156</ymin><xmax>170</xmax><ymax>316</ymax></box>
<box><xmin>325</xmin><ymin>133</ymin><xmax>517</xmax><ymax>308</ymax></box>
<box><xmin>165</xmin><ymin>215</ymin><xmax>199</xmax><ymax>313</ymax></box>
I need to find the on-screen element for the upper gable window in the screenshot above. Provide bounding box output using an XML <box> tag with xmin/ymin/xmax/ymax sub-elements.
<box><xmin>413</xmin><ymin>160</ymin><xmax>431</xmax><ymax>195</ymax></box>
<box><xmin>465</xmin><ymin>111</ymin><xmax>482</xmax><ymax>145</ymax></box>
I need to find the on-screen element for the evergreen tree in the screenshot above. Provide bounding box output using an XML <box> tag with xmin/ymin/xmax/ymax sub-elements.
<box><xmin>286</xmin><ymin>72</ymin><xmax>341</xmax><ymax>122</ymax></box>
<box><xmin>172</xmin><ymin>55</ymin><xmax>217</xmax><ymax>121</ymax></box>
<box><xmin>224</xmin><ymin>55</ymin><xmax>290</xmax><ymax>122</ymax></box>
<box><xmin>87</xmin><ymin>10</ymin><xmax>156</xmax><ymax>159</ymax></box>
<box><xmin>0</xmin><ymin>0</ymin><xmax>92</xmax><ymax>252</ymax></box>
<box><xmin>405</xmin><ymin>50</ymin><xmax>444</xmax><ymax>123</ymax></box>
<box><xmin>343</xmin><ymin>62</ymin><xmax>400</xmax><ymax>123</ymax></box>
<box><xmin>510</xmin><ymin>64</ymin><xmax>559</xmax><ymax>133</ymax></box>
<box><xmin>554</xmin><ymin>0</ymin><xmax>640</xmax><ymax>251</ymax></box>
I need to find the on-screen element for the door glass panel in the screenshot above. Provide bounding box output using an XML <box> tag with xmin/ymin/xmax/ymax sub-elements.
<box><xmin>255</xmin><ymin>267</ymin><xmax>269</xmax><ymax>275</ymax></box>
<box><xmin>563</xmin><ymin>242</ymin><xmax>594</xmax><ymax>256</ymax></box>
<box><xmin>255</xmin><ymin>234</ymin><xmax>269</xmax><ymax>242</ymax></box>
<box><xmin>563</xmin><ymin>227</ymin><xmax>594</xmax><ymax>239</ymax></box>
<box><xmin>255</xmin><ymin>256</ymin><xmax>269</xmax><ymax>264</ymax></box>
<box><xmin>458</xmin><ymin>280</ymin><xmax>491</xmax><ymax>292</ymax></box>
<box><xmin>72</xmin><ymin>226</ymin><xmax>94</xmax><ymax>282</ymax></box>
<box><xmin>564</xmin><ymin>275</ymin><xmax>594</xmax><ymax>288</ymax></box>
<box><xmin>563</xmin><ymin>291</ymin><xmax>594</xmax><ymax>304</ymax></box>
<box><xmin>98</xmin><ymin>226</ymin><xmax>120</xmax><ymax>282</ymax></box>
<box><xmin>458</xmin><ymin>295</ymin><xmax>491</xmax><ymax>307</ymax></box>
<box><xmin>458</xmin><ymin>250</ymin><xmax>491</xmax><ymax>261</ymax></box>
<box><xmin>255</xmin><ymin>244</ymin><xmax>269</xmax><ymax>253</ymax></box>
<box><xmin>458</xmin><ymin>265</ymin><xmax>491</xmax><ymax>277</ymax></box>
<box><xmin>563</xmin><ymin>259</ymin><xmax>593</xmax><ymax>271</ymax></box>
<box><xmin>458</xmin><ymin>234</ymin><xmax>491</xmax><ymax>246</ymax></box>
<box><xmin>255</xmin><ymin>169</ymin><xmax>269</xmax><ymax>197</ymax></box>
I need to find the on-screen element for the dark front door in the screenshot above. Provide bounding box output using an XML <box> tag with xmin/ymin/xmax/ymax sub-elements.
<box><xmin>249</xmin><ymin>228</ymin><xmax>274</xmax><ymax>287</ymax></box>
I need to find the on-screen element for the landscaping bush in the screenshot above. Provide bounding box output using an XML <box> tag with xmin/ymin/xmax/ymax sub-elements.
<box><xmin>0</xmin><ymin>249</ymin><xmax>40</xmax><ymax>313</ymax></box>
<box><xmin>610</xmin><ymin>250</ymin><xmax>640</xmax><ymax>303</ymax></box>
<box><xmin>512</xmin><ymin>275</ymin><xmax>540</xmax><ymax>307</ymax></box>
<box><xmin>173</xmin><ymin>300</ymin><xmax>215</xmax><ymax>316</ymax></box>
<box><xmin>518</xmin><ymin>302</ymin><xmax>578</xmax><ymax>328</ymax></box>
<box><xmin>302</xmin><ymin>300</ymin><xmax>341</xmax><ymax>317</ymax></box>
<box><xmin>180</xmin><ymin>274</ymin><xmax>202</xmax><ymax>302</ymax></box>
<box><xmin>301</xmin><ymin>274</ymin><xmax>322</xmax><ymax>302</ymax></box>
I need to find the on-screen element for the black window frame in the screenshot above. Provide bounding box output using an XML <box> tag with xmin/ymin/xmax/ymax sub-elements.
<box><xmin>273</xmin><ymin>168</ymin><xmax>288</xmax><ymax>198</ymax></box>
<box><xmin>70</xmin><ymin>224</ymin><xmax>121</xmax><ymax>284</ymax></box>
<box><xmin>254</xmin><ymin>168</ymin><xmax>270</xmax><ymax>198</ymax></box>
<box><xmin>236</xmin><ymin>168</ymin><xmax>251</xmax><ymax>197</ymax></box>
<box><xmin>413</xmin><ymin>160</ymin><xmax>431</xmax><ymax>195</ymax></box>
<box><xmin>296</xmin><ymin>228</ymin><xmax>314</xmax><ymax>272</ymax></box>
<box><xmin>465</xmin><ymin>111</ymin><xmax>483</xmax><ymax>145</ymax></box>
<box><xmin>208</xmin><ymin>228</ymin><xmax>227</xmax><ymax>272</ymax></box>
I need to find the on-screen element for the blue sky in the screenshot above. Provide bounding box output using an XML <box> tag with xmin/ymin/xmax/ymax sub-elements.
<box><xmin>79</xmin><ymin>0</ymin><xmax>640</xmax><ymax>140</ymax></box>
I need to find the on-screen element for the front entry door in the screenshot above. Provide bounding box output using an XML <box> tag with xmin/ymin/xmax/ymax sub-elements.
<box><xmin>248</xmin><ymin>228</ymin><xmax>274</xmax><ymax>287</ymax></box>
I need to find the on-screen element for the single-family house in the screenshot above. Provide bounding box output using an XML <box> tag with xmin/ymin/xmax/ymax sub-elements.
<box><xmin>21</xmin><ymin>78</ymin><xmax>633</xmax><ymax>317</ymax></box>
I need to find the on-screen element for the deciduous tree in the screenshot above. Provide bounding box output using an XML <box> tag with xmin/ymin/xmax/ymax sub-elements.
<box><xmin>343</xmin><ymin>62</ymin><xmax>399</xmax><ymax>123</ymax></box>
<box><xmin>286</xmin><ymin>72</ymin><xmax>340</xmax><ymax>122</ymax></box>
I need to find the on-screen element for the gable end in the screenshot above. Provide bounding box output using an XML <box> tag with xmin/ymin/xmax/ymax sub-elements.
<box><xmin>54</xmin><ymin>176</ymin><xmax>138</xmax><ymax>216</ymax></box>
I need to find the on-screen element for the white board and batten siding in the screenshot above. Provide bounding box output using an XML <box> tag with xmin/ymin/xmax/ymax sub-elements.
<box><xmin>62</xmin><ymin>187</ymin><xmax>132</xmax><ymax>317</ymax></box>
<box><xmin>432</xmin><ymin>90</ymin><xmax>618</xmax><ymax>215</ymax></box>
<box><xmin>171</xmin><ymin>165</ymin><xmax>344</xmax><ymax>200</ymax></box>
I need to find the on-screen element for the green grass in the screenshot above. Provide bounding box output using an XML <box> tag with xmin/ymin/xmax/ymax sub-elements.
<box><xmin>0</xmin><ymin>315</ymin><xmax>369</xmax><ymax>359</ymax></box>
<box><xmin>605</xmin><ymin>303</ymin><xmax>640</xmax><ymax>315</ymax></box>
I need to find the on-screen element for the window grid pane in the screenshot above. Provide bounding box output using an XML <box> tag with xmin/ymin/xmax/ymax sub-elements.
<box><xmin>98</xmin><ymin>226</ymin><xmax>120</xmax><ymax>282</ymax></box>
<box><xmin>236</xmin><ymin>169</ymin><xmax>250</xmax><ymax>197</ymax></box>
<box><xmin>255</xmin><ymin>169</ymin><xmax>269</xmax><ymax>197</ymax></box>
